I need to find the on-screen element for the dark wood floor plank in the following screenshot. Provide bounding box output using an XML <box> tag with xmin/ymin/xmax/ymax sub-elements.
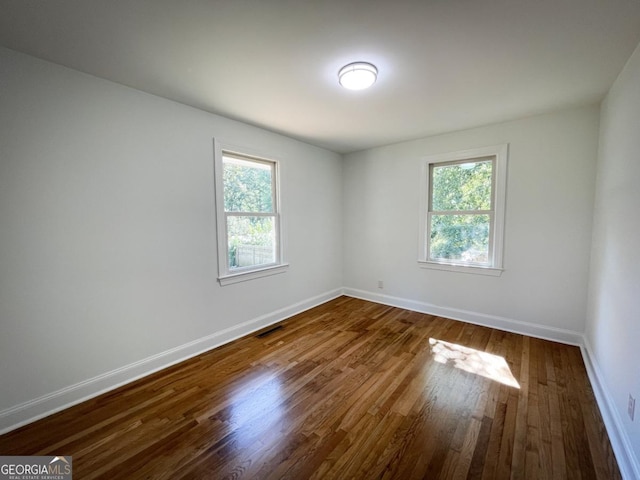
<box><xmin>0</xmin><ymin>297</ymin><xmax>620</xmax><ymax>479</ymax></box>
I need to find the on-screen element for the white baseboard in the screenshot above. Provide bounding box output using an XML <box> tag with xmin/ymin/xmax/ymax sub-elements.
<box><xmin>0</xmin><ymin>288</ymin><xmax>342</xmax><ymax>435</ymax></box>
<box><xmin>4</xmin><ymin>286</ymin><xmax>636</xmax><ymax>480</ymax></box>
<box><xmin>342</xmin><ymin>287</ymin><xmax>584</xmax><ymax>345</ymax></box>
<box><xmin>581</xmin><ymin>340</ymin><xmax>640</xmax><ymax>480</ymax></box>
<box><xmin>343</xmin><ymin>287</ymin><xmax>638</xmax><ymax>479</ymax></box>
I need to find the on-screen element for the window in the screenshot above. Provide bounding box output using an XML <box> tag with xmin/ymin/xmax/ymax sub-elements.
<box><xmin>418</xmin><ymin>144</ymin><xmax>507</xmax><ymax>275</ymax></box>
<box><xmin>214</xmin><ymin>144</ymin><xmax>287</xmax><ymax>285</ymax></box>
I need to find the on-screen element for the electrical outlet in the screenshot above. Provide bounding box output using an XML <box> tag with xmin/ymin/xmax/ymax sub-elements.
<box><xmin>377</xmin><ymin>280</ymin><xmax>384</xmax><ymax>289</ymax></box>
<box><xmin>628</xmin><ymin>394</ymin><xmax>636</xmax><ymax>421</ymax></box>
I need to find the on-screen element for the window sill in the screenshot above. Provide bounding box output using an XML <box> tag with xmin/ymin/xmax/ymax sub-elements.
<box><xmin>218</xmin><ymin>263</ymin><xmax>289</xmax><ymax>286</ymax></box>
<box><xmin>418</xmin><ymin>261</ymin><xmax>503</xmax><ymax>276</ymax></box>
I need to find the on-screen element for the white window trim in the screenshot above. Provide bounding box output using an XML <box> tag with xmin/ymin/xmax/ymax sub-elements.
<box><xmin>214</xmin><ymin>140</ymin><xmax>288</xmax><ymax>286</ymax></box>
<box><xmin>418</xmin><ymin>144</ymin><xmax>508</xmax><ymax>276</ymax></box>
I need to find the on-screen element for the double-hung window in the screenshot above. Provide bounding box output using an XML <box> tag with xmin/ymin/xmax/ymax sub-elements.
<box><xmin>418</xmin><ymin>144</ymin><xmax>508</xmax><ymax>275</ymax></box>
<box><xmin>214</xmin><ymin>144</ymin><xmax>287</xmax><ymax>285</ymax></box>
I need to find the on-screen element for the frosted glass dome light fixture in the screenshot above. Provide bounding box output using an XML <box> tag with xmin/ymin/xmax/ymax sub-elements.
<box><xmin>338</xmin><ymin>62</ymin><xmax>378</xmax><ymax>90</ymax></box>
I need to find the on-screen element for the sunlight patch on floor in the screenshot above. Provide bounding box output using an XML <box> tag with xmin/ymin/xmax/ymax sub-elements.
<box><xmin>429</xmin><ymin>338</ymin><xmax>520</xmax><ymax>388</ymax></box>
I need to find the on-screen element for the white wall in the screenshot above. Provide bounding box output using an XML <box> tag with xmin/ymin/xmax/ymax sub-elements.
<box><xmin>586</xmin><ymin>40</ymin><xmax>640</xmax><ymax>473</ymax></box>
<box><xmin>343</xmin><ymin>106</ymin><xmax>599</xmax><ymax>336</ymax></box>
<box><xmin>2</xmin><ymin>43</ymin><xmax>635</xmax><ymax>474</ymax></box>
<box><xmin>0</xmin><ymin>47</ymin><xmax>343</xmax><ymax>425</ymax></box>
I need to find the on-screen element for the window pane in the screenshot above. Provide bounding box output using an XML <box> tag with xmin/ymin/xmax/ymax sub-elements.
<box><xmin>227</xmin><ymin>216</ymin><xmax>276</xmax><ymax>269</ymax></box>
<box><xmin>223</xmin><ymin>156</ymin><xmax>274</xmax><ymax>213</ymax></box>
<box><xmin>429</xmin><ymin>214</ymin><xmax>490</xmax><ymax>263</ymax></box>
<box><xmin>432</xmin><ymin>160</ymin><xmax>492</xmax><ymax>211</ymax></box>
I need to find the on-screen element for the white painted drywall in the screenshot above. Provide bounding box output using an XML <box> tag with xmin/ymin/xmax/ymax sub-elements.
<box><xmin>0</xmin><ymin>47</ymin><xmax>343</xmax><ymax>413</ymax></box>
<box><xmin>1</xmin><ymin>43</ymin><xmax>632</xmax><ymax>468</ymax></box>
<box><xmin>587</xmin><ymin>40</ymin><xmax>640</xmax><ymax>468</ymax></box>
<box><xmin>342</xmin><ymin>106</ymin><xmax>599</xmax><ymax>333</ymax></box>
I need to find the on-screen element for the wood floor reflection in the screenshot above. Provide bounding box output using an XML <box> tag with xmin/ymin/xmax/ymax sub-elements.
<box><xmin>0</xmin><ymin>296</ymin><xmax>620</xmax><ymax>479</ymax></box>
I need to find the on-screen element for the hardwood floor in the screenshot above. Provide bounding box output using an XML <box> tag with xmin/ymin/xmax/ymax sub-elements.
<box><xmin>0</xmin><ymin>297</ymin><xmax>620</xmax><ymax>479</ymax></box>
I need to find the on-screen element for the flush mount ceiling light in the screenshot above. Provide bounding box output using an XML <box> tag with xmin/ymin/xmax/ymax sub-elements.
<box><xmin>338</xmin><ymin>62</ymin><xmax>378</xmax><ymax>90</ymax></box>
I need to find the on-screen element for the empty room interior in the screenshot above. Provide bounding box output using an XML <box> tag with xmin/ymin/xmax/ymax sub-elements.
<box><xmin>1</xmin><ymin>1</ymin><xmax>640</xmax><ymax>478</ymax></box>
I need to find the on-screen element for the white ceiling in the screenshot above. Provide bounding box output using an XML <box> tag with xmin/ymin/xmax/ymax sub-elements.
<box><xmin>2</xmin><ymin>1</ymin><xmax>640</xmax><ymax>153</ymax></box>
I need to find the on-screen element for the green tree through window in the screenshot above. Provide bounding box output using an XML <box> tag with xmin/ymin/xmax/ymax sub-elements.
<box><xmin>429</xmin><ymin>159</ymin><xmax>493</xmax><ymax>263</ymax></box>
<box><xmin>222</xmin><ymin>154</ymin><xmax>277</xmax><ymax>269</ymax></box>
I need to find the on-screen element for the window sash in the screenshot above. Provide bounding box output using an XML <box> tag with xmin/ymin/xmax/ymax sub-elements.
<box><xmin>426</xmin><ymin>211</ymin><xmax>495</xmax><ymax>266</ymax></box>
<box><xmin>428</xmin><ymin>157</ymin><xmax>495</xmax><ymax>213</ymax></box>
<box><xmin>222</xmin><ymin>153</ymin><xmax>277</xmax><ymax>214</ymax></box>
<box><xmin>224</xmin><ymin>212</ymin><xmax>280</xmax><ymax>272</ymax></box>
<box><xmin>426</xmin><ymin>157</ymin><xmax>496</xmax><ymax>267</ymax></box>
<box><xmin>214</xmin><ymin>141</ymin><xmax>287</xmax><ymax>284</ymax></box>
<box><xmin>418</xmin><ymin>144</ymin><xmax>508</xmax><ymax>275</ymax></box>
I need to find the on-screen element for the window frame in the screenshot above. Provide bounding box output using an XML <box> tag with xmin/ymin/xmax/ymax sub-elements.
<box><xmin>214</xmin><ymin>141</ymin><xmax>288</xmax><ymax>286</ymax></box>
<box><xmin>418</xmin><ymin>144</ymin><xmax>508</xmax><ymax>276</ymax></box>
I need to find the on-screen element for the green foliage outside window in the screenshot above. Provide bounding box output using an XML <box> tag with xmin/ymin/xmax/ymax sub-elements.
<box><xmin>429</xmin><ymin>160</ymin><xmax>493</xmax><ymax>263</ymax></box>
<box><xmin>223</xmin><ymin>157</ymin><xmax>276</xmax><ymax>268</ymax></box>
<box><xmin>223</xmin><ymin>159</ymin><xmax>273</xmax><ymax>213</ymax></box>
